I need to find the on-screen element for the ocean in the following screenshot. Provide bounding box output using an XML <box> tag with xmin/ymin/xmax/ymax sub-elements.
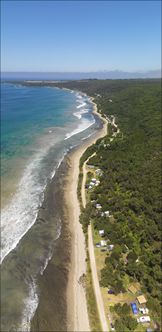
<box><xmin>0</xmin><ymin>83</ymin><xmax>100</xmax><ymax>331</ymax></box>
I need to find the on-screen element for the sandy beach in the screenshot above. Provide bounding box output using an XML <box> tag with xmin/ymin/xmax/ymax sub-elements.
<box><xmin>30</xmin><ymin>97</ymin><xmax>108</xmax><ymax>332</ymax></box>
<box><xmin>65</xmin><ymin>99</ymin><xmax>108</xmax><ymax>331</ymax></box>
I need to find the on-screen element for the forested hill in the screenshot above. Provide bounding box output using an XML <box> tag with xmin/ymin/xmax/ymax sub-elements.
<box><xmin>54</xmin><ymin>79</ymin><xmax>161</xmax><ymax>324</ymax></box>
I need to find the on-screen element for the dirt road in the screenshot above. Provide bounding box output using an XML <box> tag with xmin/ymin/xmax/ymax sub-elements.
<box><xmin>81</xmin><ymin>155</ymin><xmax>109</xmax><ymax>332</ymax></box>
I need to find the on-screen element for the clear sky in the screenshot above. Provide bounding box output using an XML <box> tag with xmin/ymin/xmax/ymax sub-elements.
<box><xmin>1</xmin><ymin>0</ymin><xmax>161</xmax><ymax>72</ymax></box>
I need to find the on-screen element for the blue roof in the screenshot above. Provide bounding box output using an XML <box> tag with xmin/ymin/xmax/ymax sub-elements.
<box><xmin>131</xmin><ymin>303</ymin><xmax>138</xmax><ymax>314</ymax></box>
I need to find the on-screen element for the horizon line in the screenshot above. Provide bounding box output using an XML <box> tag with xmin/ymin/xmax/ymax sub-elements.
<box><xmin>2</xmin><ymin>69</ymin><xmax>161</xmax><ymax>73</ymax></box>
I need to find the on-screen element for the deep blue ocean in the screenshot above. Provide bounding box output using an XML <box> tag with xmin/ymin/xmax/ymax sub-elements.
<box><xmin>1</xmin><ymin>82</ymin><xmax>98</xmax><ymax>331</ymax></box>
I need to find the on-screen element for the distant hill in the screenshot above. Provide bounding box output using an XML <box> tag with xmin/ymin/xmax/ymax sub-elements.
<box><xmin>1</xmin><ymin>69</ymin><xmax>161</xmax><ymax>80</ymax></box>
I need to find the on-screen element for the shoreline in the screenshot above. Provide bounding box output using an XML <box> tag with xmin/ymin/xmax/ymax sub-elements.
<box><xmin>30</xmin><ymin>95</ymin><xmax>108</xmax><ymax>331</ymax></box>
<box><xmin>64</xmin><ymin>97</ymin><xmax>108</xmax><ymax>330</ymax></box>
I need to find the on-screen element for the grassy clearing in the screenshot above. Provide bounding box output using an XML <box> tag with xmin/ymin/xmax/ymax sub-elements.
<box><xmin>86</xmin><ymin>250</ymin><xmax>102</xmax><ymax>332</ymax></box>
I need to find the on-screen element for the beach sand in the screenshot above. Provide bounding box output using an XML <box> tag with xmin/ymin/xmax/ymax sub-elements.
<box><xmin>31</xmin><ymin>99</ymin><xmax>108</xmax><ymax>331</ymax></box>
<box><xmin>65</xmin><ymin>99</ymin><xmax>108</xmax><ymax>331</ymax></box>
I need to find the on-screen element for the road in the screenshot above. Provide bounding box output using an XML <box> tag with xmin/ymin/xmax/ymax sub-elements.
<box><xmin>81</xmin><ymin>154</ymin><xmax>109</xmax><ymax>332</ymax></box>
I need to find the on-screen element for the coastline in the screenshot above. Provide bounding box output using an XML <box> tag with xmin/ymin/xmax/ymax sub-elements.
<box><xmin>65</xmin><ymin>98</ymin><xmax>108</xmax><ymax>331</ymax></box>
<box><xmin>30</xmin><ymin>94</ymin><xmax>108</xmax><ymax>331</ymax></box>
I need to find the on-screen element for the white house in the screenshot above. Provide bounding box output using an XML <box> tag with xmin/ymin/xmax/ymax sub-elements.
<box><xmin>96</xmin><ymin>203</ymin><xmax>102</xmax><ymax>210</ymax></box>
<box><xmin>100</xmin><ymin>240</ymin><xmax>107</xmax><ymax>247</ymax></box>
<box><xmin>104</xmin><ymin>211</ymin><xmax>110</xmax><ymax>217</ymax></box>
<box><xmin>95</xmin><ymin>168</ymin><xmax>102</xmax><ymax>175</ymax></box>
<box><xmin>99</xmin><ymin>230</ymin><xmax>105</xmax><ymax>236</ymax></box>
<box><xmin>139</xmin><ymin>308</ymin><xmax>149</xmax><ymax>314</ymax></box>
<box><xmin>107</xmin><ymin>244</ymin><xmax>114</xmax><ymax>251</ymax></box>
<box><xmin>137</xmin><ymin>316</ymin><xmax>150</xmax><ymax>323</ymax></box>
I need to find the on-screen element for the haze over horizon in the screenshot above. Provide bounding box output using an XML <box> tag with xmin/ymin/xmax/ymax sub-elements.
<box><xmin>2</xmin><ymin>69</ymin><xmax>161</xmax><ymax>80</ymax></box>
<box><xmin>1</xmin><ymin>1</ymin><xmax>161</xmax><ymax>73</ymax></box>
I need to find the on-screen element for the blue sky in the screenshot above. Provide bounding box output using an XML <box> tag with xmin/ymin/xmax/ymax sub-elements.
<box><xmin>1</xmin><ymin>0</ymin><xmax>161</xmax><ymax>72</ymax></box>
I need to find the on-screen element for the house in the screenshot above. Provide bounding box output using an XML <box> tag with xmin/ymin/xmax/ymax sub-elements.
<box><xmin>107</xmin><ymin>244</ymin><xmax>114</xmax><ymax>251</ymax></box>
<box><xmin>89</xmin><ymin>182</ymin><xmax>95</xmax><ymax>186</ymax></box>
<box><xmin>137</xmin><ymin>316</ymin><xmax>150</xmax><ymax>323</ymax></box>
<box><xmin>91</xmin><ymin>178</ymin><xmax>97</xmax><ymax>183</ymax></box>
<box><xmin>96</xmin><ymin>203</ymin><xmax>102</xmax><ymax>210</ymax></box>
<box><xmin>139</xmin><ymin>308</ymin><xmax>149</xmax><ymax>314</ymax></box>
<box><xmin>99</xmin><ymin>230</ymin><xmax>105</xmax><ymax>237</ymax></box>
<box><xmin>95</xmin><ymin>168</ymin><xmax>102</xmax><ymax>175</ymax></box>
<box><xmin>104</xmin><ymin>210</ymin><xmax>110</xmax><ymax>217</ymax></box>
<box><xmin>100</xmin><ymin>240</ymin><xmax>107</xmax><ymax>247</ymax></box>
<box><xmin>137</xmin><ymin>295</ymin><xmax>147</xmax><ymax>305</ymax></box>
<box><xmin>88</xmin><ymin>165</ymin><xmax>95</xmax><ymax>169</ymax></box>
<box><xmin>128</xmin><ymin>285</ymin><xmax>137</xmax><ymax>294</ymax></box>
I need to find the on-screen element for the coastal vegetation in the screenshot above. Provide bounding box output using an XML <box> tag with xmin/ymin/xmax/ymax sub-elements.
<box><xmin>56</xmin><ymin>79</ymin><xmax>161</xmax><ymax>328</ymax></box>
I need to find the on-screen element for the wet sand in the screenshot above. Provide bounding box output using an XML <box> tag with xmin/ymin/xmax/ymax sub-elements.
<box><xmin>30</xmin><ymin>159</ymin><xmax>71</xmax><ymax>331</ymax></box>
<box><xmin>31</xmin><ymin>99</ymin><xmax>108</xmax><ymax>331</ymax></box>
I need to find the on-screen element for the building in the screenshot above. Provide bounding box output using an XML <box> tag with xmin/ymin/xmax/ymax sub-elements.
<box><xmin>100</xmin><ymin>240</ymin><xmax>107</xmax><ymax>247</ymax></box>
<box><xmin>104</xmin><ymin>210</ymin><xmax>110</xmax><ymax>217</ymax></box>
<box><xmin>137</xmin><ymin>316</ymin><xmax>150</xmax><ymax>323</ymax></box>
<box><xmin>99</xmin><ymin>230</ymin><xmax>105</xmax><ymax>236</ymax></box>
<box><xmin>88</xmin><ymin>165</ymin><xmax>95</xmax><ymax>169</ymax></box>
<box><xmin>128</xmin><ymin>285</ymin><xmax>137</xmax><ymax>294</ymax></box>
<box><xmin>137</xmin><ymin>295</ymin><xmax>147</xmax><ymax>305</ymax></box>
<box><xmin>139</xmin><ymin>308</ymin><xmax>149</xmax><ymax>314</ymax></box>
<box><xmin>107</xmin><ymin>244</ymin><xmax>114</xmax><ymax>251</ymax></box>
<box><xmin>96</xmin><ymin>203</ymin><xmax>102</xmax><ymax>210</ymax></box>
<box><xmin>131</xmin><ymin>303</ymin><xmax>138</xmax><ymax>315</ymax></box>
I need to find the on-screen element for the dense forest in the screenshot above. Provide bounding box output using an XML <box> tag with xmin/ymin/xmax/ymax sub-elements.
<box><xmin>54</xmin><ymin>79</ymin><xmax>161</xmax><ymax>327</ymax></box>
<box><xmin>14</xmin><ymin>79</ymin><xmax>161</xmax><ymax>328</ymax></box>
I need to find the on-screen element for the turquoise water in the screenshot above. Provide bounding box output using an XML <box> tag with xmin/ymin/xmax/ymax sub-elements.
<box><xmin>1</xmin><ymin>83</ymin><xmax>99</xmax><ymax>331</ymax></box>
<box><xmin>1</xmin><ymin>84</ymin><xmax>77</xmax><ymax>175</ymax></box>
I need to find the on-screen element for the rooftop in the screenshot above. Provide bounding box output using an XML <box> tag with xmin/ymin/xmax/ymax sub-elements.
<box><xmin>137</xmin><ymin>295</ymin><xmax>147</xmax><ymax>304</ymax></box>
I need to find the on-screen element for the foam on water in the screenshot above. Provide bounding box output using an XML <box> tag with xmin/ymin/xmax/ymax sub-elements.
<box><xmin>50</xmin><ymin>150</ymin><xmax>67</xmax><ymax>179</ymax></box>
<box><xmin>76</xmin><ymin>102</ymin><xmax>87</xmax><ymax>109</ymax></box>
<box><xmin>81</xmin><ymin>132</ymin><xmax>94</xmax><ymax>141</ymax></box>
<box><xmin>1</xmin><ymin>144</ymin><xmax>68</xmax><ymax>265</ymax></box>
<box><xmin>0</xmin><ymin>152</ymin><xmax>47</xmax><ymax>264</ymax></box>
<box><xmin>65</xmin><ymin>93</ymin><xmax>95</xmax><ymax>140</ymax></box>
<box><xmin>1</xmin><ymin>90</ymin><xmax>94</xmax><ymax>264</ymax></box>
<box><xmin>64</xmin><ymin>118</ymin><xmax>95</xmax><ymax>140</ymax></box>
<box><xmin>40</xmin><ymin>223</ymin><xmax>61</xmax><ymax>276</ymax></box>
<box><xmin>18</xmin><ymin>279</ymin><xmax>38</xmax><ymax>332</ymax></box>
<box><xmin>73</xmin><ymin>109</ymin><xmax>89</xmax><ymax>119</ymax></box>
<box><xmin>1</xmin><ymin>85</ymin><xmax>97</xmax><ymax>330</ymax></box>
